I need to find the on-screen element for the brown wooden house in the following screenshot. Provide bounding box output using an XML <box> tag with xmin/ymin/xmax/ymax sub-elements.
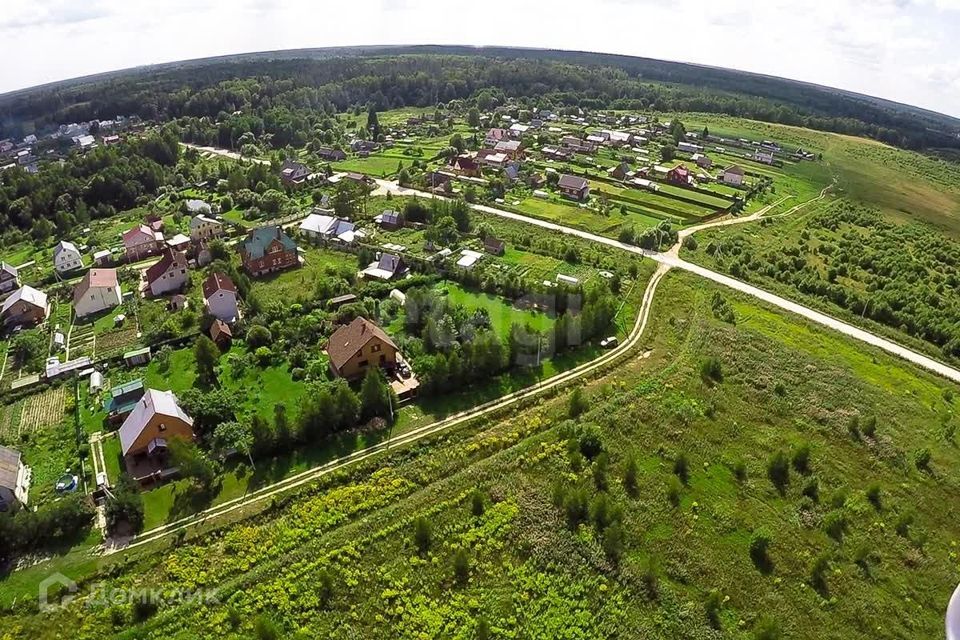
<box><xmin>327</xmin><ymin>317</ymin><xmax>398</xmax><ymax>380</ymax></box>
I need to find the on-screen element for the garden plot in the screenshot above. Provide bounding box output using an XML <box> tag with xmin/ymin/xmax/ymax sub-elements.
<box><xmin>95</xmin><ymin>327</ymin><xmax>140</xmax><ymax>359</ymax></box>
<box><xmin>0</xmin><ymin>401</ymin><xmax>23</xmax><ymax>440</ymax></box>
<box><xmin>67</xmin><ymin>323</ymin><xmax>96</xmax><ymax>359</ymax></box>
<box><xmin>19</xmin><ymin>385</ymin><xmax>70</xmax><ymax>433</ymax></box>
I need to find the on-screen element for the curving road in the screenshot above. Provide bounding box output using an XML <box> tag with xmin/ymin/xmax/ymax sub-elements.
<box><xmin>375</xmin><ymin>180</ymin><xmax>960</xmax><ymax>384</ymax></box>
<box><xmin>103</xmin><ymin>155</ymin><xmax>960</xmax><ymax>552</ymax></box>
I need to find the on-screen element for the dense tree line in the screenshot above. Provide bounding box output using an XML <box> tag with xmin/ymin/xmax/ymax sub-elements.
<box><xmin>1</xmin><ymin>51</ymin><xmax>954</xmax><ymax>153</ymax></box>
<box><xmin>0</xmin><ymin>493</ymin><xmax>94</xmax><ymax>563</ymax></box>
<box><xmin>0</xmin><ymin>129</ymin><xmax>180</xmax><ymax>243</ymax></box>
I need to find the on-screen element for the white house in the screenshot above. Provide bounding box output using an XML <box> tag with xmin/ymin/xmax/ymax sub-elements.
<box><xmin>53</xmin><ymin>240</ymin><xmax>83</xmax><ymax>274</ymax></box>
<box><xmin>145</xmin><ymin>248</ymin><xmax>188</xmax><ymax>297</ymax></box>
<box><xmin>189</xmin><ymin>214</ymin><xmax>223</xmax><ymax>242</ymax></box>
<box><xmin>73</xmin><ymin>268</ymin><xmax>122</xmax><ymax>318</ymax></box>
<box><xmin>754</xmin><ymin>149</ymin><xmax>775</xmax><ymax>165</ymax></box>
<box><xmin>298</xmin><ymin>213</ymin><xmax>356</xmax><ymax>242</ymax></box>
<box><xmin>202</xmin><ymin>272</ymin><xmax>239</xmax><ymax>323</ymax></box>
<box><xmin>721</xmin><ymin>165</ymin><xmax>745</xmax><ymax>187</ymax></box>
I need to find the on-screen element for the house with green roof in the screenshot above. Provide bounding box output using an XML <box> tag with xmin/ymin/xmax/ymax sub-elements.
<box><xmin>239</xmin><ymin>225</ymin><xmax>299</xmax><ymax>277</ymax></box>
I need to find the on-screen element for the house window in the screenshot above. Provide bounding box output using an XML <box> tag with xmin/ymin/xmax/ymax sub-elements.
<box><xmin>158</xmin><ymin>423</ymin><xmax>167</xmax><ymax>431</ymax></box>
<box><xmin>371</xmin><ymin>344</ymin><xmax>381</xmax><ymax>353</ymax></box>
<box><xmin>358</xmin><ymin>360</ymin><xmax>368</xmax><ymax>368</ymax></box>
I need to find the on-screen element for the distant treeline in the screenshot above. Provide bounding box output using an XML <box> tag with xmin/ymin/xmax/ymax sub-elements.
<box><xmin>1</xmin><ymin>49</ymin><xmax>957</xmax><ymax>153</ymax></box>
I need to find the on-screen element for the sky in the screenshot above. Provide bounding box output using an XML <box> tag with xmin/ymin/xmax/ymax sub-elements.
<box><xmin>1</xmin><ymin>0</ymin><xmax>959</xmax><ymax>118</ymax></box>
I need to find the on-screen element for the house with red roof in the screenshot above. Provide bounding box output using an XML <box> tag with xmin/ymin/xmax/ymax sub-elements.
<box><xmin>202</xmin><ymin>272</ymin><xmax>239</xmax><ymax>323</ymax></box>
<box><xmin>123</xmin><ymin>224</ymin><xmax>163</xmax><ymax>262</ymax></box>
<box><xmin>145</xmin><ymin>248</ymin><xmax>188</xmax><ymax>297</ymax></box>
<box><xmin>666</xmin><ymin>164</ymin><xmax>692</xmax><ymax>186</ymax></box>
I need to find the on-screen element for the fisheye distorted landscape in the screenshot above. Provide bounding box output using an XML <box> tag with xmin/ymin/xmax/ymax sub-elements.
<box><xmin>0</xmin><ymin>31</ymin><xmax>959</xmax><ymax>640</ymax></box>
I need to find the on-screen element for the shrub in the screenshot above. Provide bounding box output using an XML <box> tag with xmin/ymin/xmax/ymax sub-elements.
<box><xmin>791</xmin><ymin>444</ymin><xmax>811</xmax><ymax>474</ymax></box>
<box><xmin>564</xmin><ymin>487</ymin><xmax>590</xmax><ymax>529</ymax></box>
<box><xmin>577</xmin><ymin>424</ymin><xmax>603</xmax><ymax>460</ymax></box>
<box><xmin>913</xmin><ymin>448</ymin><xmax>931</xmax><ymax>471</ymax></box>
<box><xmin>246</xmin><ymin>324</ymin><xmax>272</xmax><ymax>348</ymax></box>
<box><xmin>590</xmin><ymin>493</ymin><xmax>612</xmax><ymax>530</ymax></box>
<box><xmin>767</xmin><ymin>451</ymin><xmax>790</xmax><ymax>494</ymax></box>
<box><xmin>682</xmin><ymin>235</ymin><xmax>698</xmax><ymax>251</ymax></box>
<box><xmin>641</xmin><ymin>556</ymin><xmax>659</xmax><ymax>600</ymax></box>
<box><xmin>749</xmin><ymin>529</ymin><xmax>772</xmax><ymax>571</ymax></box>
<box><xmin>551</xmin><ymin>480</ymin><xmax>567</xmax><ymax>508</ymax></box>
<box><xmin>809</xmin><ymin>552</ymin><xmax>830</xmax><ymax>594</ymax></box>
<box><xmin>673</xmin><ymin>452</ymin><xmax>690</xmax><ymax>485</ymax></box>
<box><xmin>853</xmin><ymin>542</ymin><xmax>873</xmax><ymax>572</ymax></box>
<box><xmin>471</xmin><ymin>489</ymin><xmax>486</xmax><ymax>517</ymax></box>
<box><xmin>602</xmin><ymin>522</ymin><xmax>625</xmax><ymax>564</ymax></box>
<box><xmin>895</xmin><ymin>511</ymin><xmax>914</xmax><ymax>537</ymax></box>
<box><xmin>801</xmin><ymin>477</ymin><xmax>820</xmax><ymax>503</ymax></box>
<box><xmin>666</xmin><ymin>476</ymin><xmax>682</xmax><ymax>507</ymax></box>
<box><xmin>847</xmin><ymin>415</ymin><xmax>860</xmax><ymax>439</ymax></box>
<box><xmin>568</xmin><ymin>386</ymin><xmax>588</xmax><ymax>418</ymax></box>
<box><xmin>753</xmin><ymin>616</ymin><xmax>781</xmax><ymax>640</ymax></box>
<box><xmin>413</xmin><ymin>516</ymin><xmax>432</xmax><ymax>554</ymax></box>
<box><xmin>700</xmin><ymin>356</ymin><xmax>723</xmax><ymax>383</ymax></box>
<box><xmin>705</xmin><ymin>589</ymin><xmax>723</xmax><ymax>629</ymax></box>
<box><xmin>865</xmin><ymin>483</ymin><xmax>882</xmax><ymax>510</ymax></box>
<box><xmin>453</xmin><ymin>548</ymin><xmax>470</xmax><ymax>584</ymax></box>
<box><xmin>254</xmin><ymin>617</ymin><xmax>281</xmax><ymax>640</ymax></box>
<box><xmin>862</xmin><ymin>415</ymin><xmax>877</xmax><ymax>438</ymax></box>
<box><xmin>131</xmin><ymin>598</ymin><xmax>158</xmax><ymax>622</ymax></box>
<box><xmin>568</xmin><ymin>449</ymin><xmax>585</xmax><ymax>473</ymax></box>
<box><xmin>593</xmin><ymin>453</ymin><xmax>609</xmax><ymax>491</ymax></box>
<box><xmin>623</xmin><ymin>455</ymin><xmax>639</xmax><ymax>496</ymax></box>
<box><xmin>732</xmin><ymin>460</ymin><xmax>747</xmax><ymax>483</ymax></box>
<box><xmin>823</xmin><ymin>510</ymin><xmax>848</xmax><ymax>542</ymax></box>
<box><xmin>476</xmin><ymin>618</ymin><xmax>491</xmax><ymax>640</ymax></box>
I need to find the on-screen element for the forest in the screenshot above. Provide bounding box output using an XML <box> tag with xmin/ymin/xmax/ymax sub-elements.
<box><xmin>1</xmin><ymin>48</ymin><xmax>957</xmax><ymax>152</ymax></box>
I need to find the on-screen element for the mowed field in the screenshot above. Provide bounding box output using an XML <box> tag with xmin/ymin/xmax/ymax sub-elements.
<box><xmin>680</xmin><ymin>113</ymin><xmax>960</xmax><ymax>234</ymax></box>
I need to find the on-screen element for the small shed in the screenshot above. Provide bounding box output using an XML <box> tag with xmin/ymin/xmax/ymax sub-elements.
<box><xmin>123</xmin><ymin>347</ymin><xmax>151</xmax><ymax>367</ymax></box>
<box><xmin>210</xmin><ymin>319</ymin><xmax>233</xmax><ymax>349</ymax></box>
<box><xmin>89</xmin><ymin>371</ymin><xmax>104</xmax><ymax>394</ymax></box>
<box><xmin>327</xmin><ymin>293</ymin><xmax>358</xmax><ymax>309</ymax></box>
<box><xmin>170</xmin><ymin>294</ymin><xmax>189</xmax><ymax>311</ymax></box>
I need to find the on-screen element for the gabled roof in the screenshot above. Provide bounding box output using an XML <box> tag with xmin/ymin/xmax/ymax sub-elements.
<box><xmin>299</xmin><ymin>213</ymin><xmax>355</xmax><ymax>237</ymax></box>
<box><xmin>202</xmin><ymin>272</ymin><xmax>236</xmax><ymax>299</ymax></box>
<box><xmin>485</xmin><ymin>128</ymin><xmax>509</xmax><ymax>142</ymax></box>
<box><xmin>380</xmin><ymin>210</ymin><xmax>401</xmax><ymax>225</ymax></box>
<box><xmin>210</xmin><ymin>319</ymin><xmax>232</xmax><ymax>342</ymax></box>
<box><xmin>0</xmin><ymin>262</ymin><xmax>18</xmax><ymax>278</ymax></box>
<box><xmin>145</xmin><ymin>248</ymin><xmax>187</xmax><ymax>283</ymax></box>
<box><xmin>724</xmin><ymin>164</ymin><xmax>745</xmax><ymax>175</ymax></box>
<box><xmin>2</xmin><ymin>285</ymin><xmax>47</xmax><ymax>315</ymax></box>
<box><xmin>494</xmin><ymin>140</ymin><xmax>520</xmax><ymax>153</ymax></box>
<box><xmin>73</xmin><ymin>268</ymin><xmax>118</xmax><ymax>305</ymax></box>
<box><xmin>558</xmin><ymin>174</ymin><xmax>588</xmax><ymax>191</ymax></box>
<box><xmin>54</xmin><ymin>240</ymin><xmax>80</xmax><ymax>258</ymax></box>
<box><xmin>327</xmin><ymin>317</ymin><xmax>398</xmax><ymax>371</ymax></box>
<box><xmin>377</xmin><ymin>253</ymin><xmax>404</xmax><ymax>273</ymax></box>
<box><xmin>118</xmin><ymin>389</ymin><xmax>193</xmax><ymax>456</ymax></box>
<box><xmin>123</xmin><ymin>224</ymin><xmax>154</xmax><ymax>245</ymax></box>
<box><xmin>0</xmin><ymin>445</ymin><xmax>22</xmax><ymax>491</ymax></box>
<box><xmin>190</xmin><ymin>214</ymin><xmax>220</xmax><ymax>228</ymax></box>
<box><xmin>241</xmin><ymin>226</ymin><xmax>297</xmax><ymax>260</ymax></box>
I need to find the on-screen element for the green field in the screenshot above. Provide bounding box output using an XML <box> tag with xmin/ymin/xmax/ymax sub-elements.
<box><xmin>8</xmin><ymin>270</ymin><xmax>960</xmax><ymax>638</ymax></box>
<box><xmin>249</xmin><ymin>246</ymin><xmax>358</xmax><ymax>306</ymax></box>
<box><xmin>439</xmin><ymin>281</ymin><xmax>556</xmax><ymax>337</ymax></box>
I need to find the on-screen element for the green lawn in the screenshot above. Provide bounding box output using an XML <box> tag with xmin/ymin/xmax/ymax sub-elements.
<box><xmin>250</xmin><ymin>246</ymin><xmax>358</xmax><ymax>306</ymax></box>
<box><xmin>439</xmin><ymin>281</ymin><xmax>556</xmax><ymax>337</ymax></box>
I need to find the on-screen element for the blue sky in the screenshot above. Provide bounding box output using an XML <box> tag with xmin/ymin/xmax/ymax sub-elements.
<box><xmin>1</xmin><ymin>0</ymin><xmax>959</xmax><ymax>118</ymax></box>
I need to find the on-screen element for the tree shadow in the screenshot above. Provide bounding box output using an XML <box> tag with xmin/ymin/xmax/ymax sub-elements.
<box><xmin>167</xmin><ymin>480</ymin><xmax>220</xmax><ymax>522</ymax></box>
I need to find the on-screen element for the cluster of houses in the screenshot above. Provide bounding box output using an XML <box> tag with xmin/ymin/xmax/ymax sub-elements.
<box><xmin>1</xmin><ymin>116</ymin><xmax>140</xmax><ymax>175</ymax></box>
